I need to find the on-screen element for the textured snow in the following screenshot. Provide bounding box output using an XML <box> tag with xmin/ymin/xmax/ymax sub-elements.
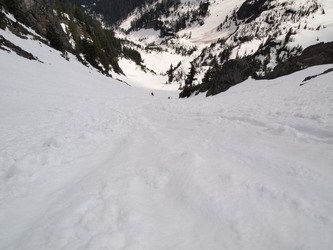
<box><xmin>1</xmin><ymin>19</ymin><xmax>333</xmax><ymax>250</ymax></box>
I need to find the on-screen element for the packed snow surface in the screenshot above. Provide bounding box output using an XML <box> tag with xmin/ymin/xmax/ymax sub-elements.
<box><xmin>1</xmin><ymin>28</ymin><xmax>333</xmax><ymax>250</ymax></box>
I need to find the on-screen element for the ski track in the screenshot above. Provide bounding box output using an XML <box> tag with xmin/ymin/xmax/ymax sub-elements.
<box><xmin>1</xmin><ymin>28</ymin><xmax>333</xmax><ymax>249</ymax></box>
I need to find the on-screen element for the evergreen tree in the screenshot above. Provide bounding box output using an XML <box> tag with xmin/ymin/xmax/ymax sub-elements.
<box><xmin>46</xmin><ymin>25</ymin><xmax>65</xmax><ymax>52</ymax></box>
<box><xmin>166</xmin><ymin>64</ymin><xmax>174</xmax><ymax>83</ymax></box>
<box><xmin>185</xmin><ymin>63</ymin><xmax>197</xmax><ymax>87</ymax></box>
<box><xmin>179</xmin><ymin>63</ymin><xmax>196</xmax><ymax>98</ymax></box>
<box><xmin>202</xmin><ymin>58</ymin><xmax>219</xmax><ymax>86</ymax></box>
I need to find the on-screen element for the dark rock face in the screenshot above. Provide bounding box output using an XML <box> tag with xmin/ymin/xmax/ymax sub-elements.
<box><xmin>179</xmin><ymin>58</ymin><xmax>257</xmax><ymax>98</ymax></box>
<box><xmin>0</xmin><ymin>35</ymin><xmax>38</xmax><ymax>60</ymax></box>
<box><xmin>264</xmin><ymin>42</ymin><xmax>333</xmax><ymax>79</ymax></box>
<box><xmin>19</xmin><ymin>0</ymin><xmax>53</xmax><ymax>34</ymax></box>
<box><xmin>237</xmin><ymin>0</ymin><xmax>269</xmax><ymax>21</ymax></box>
<box><xmin>16</xmin><ymin>0</ymin><xmax>72</xmax><ymax>51</ymax></box>
<box><xmin>301</xmin><ymin>68</ymin><xmax>333</xmax><ymax>85</ymax></box>
<box><xmin>206</xmin><ymin>58</ymin><xmax>257</xmax><ymax>96</ymax></box>
<box><xmin>144</xmin><ymin>20</ymin><xmax>163</xmax><ymax>30</ymax></box>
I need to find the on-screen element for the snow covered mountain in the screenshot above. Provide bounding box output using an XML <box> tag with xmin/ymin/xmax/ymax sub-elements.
<box><xmin>1</xmin><ymin>1</ymin><xmax>333</xmax><ymax>249</ymax></box>
<box><xmin>2</xmin><ymin>0</ymin><xmax>332</xmax><ymax>93</ymax></box>
<box><xmin>112</xmin><ymin>0</ymin><xmax>333</xmax><ymax>94</ymax></box>
<box><xmin>1</xmin><ymin>10</ymin><xmax>333</xmax><ymax>249</ymax></box>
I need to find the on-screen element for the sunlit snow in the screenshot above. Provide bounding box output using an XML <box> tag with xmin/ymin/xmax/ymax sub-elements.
<box><xmin>1</xmin><ymin>8</ymin><xmax>333</xmax><ymax>250</ymax></box>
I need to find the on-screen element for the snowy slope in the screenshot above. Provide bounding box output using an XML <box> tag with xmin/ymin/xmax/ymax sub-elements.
<box><xmin>1</xmin><ymin>22</ymin><xmax>333</xmax><ymax>250</ymax></box>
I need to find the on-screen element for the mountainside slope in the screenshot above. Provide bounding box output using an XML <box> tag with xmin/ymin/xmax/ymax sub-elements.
<box><xmin>0</xmin><ymin>0</ymin><xmax>152</xmax><ymax>76</ymax></box>
<box><xmin>113</xmin><ymin>0</ymin><xmax>333</xmax><ymax>93</ymax></box>
<box><xmin>1</xmin><ymin>16</ymin><xmax>333</xmax><ymax>250</ymax></box>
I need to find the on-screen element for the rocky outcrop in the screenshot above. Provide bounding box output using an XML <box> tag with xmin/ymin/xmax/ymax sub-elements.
<box><xmin>144</xmin><ymin>20</ymin><xmax>163</xmax><ymax>30</ymax></box>
<box><xmin>204</xmin><ymin>42</ymin><xmax>333</xmax><ymax>96</ymax></box>
<box><xmin>15</xmin><ymin>0</ymin><xmax>72</xmax><ymax>51</ymax></box>
<box><xmin>300</xmin><ymin>68</ymin><xmax>333</xmax><ymax>85</ymax></box>
<box><xmin>264</xmin><ymin>42</ymin><xmax>333</xmax><ymax>79</ymax></box>
<box><xmin>1</xmin><ymin>0</ymin><xmax>126</xmax><ymax>74</ymax></box>
<box><xmin>202</xmin><ymin>41</ymin><xmax>333</xmax><ymax>96</ymax></box>
<box><xmin>206</xmin><ymin>58</ymin><xmax>257</xmax><ymax>96</ymax></box>
<box><xmin>179</xmin><ymin>41</ymin><xmax>333</xmax><ymax>98</ymax></box>
<box><xmin>179</xmin><ymin>58</ymin><xmax>257</xmax><ymax>98</ymax></box>
<box><xmin>0</xmin><ymin>35</ymin><xmax>38</xmax><ymax>60</ymax></box>
<box><xmin>237</xmin><ymin>0</ymin><xmax>269</xmax><ymax>21</ymax></box>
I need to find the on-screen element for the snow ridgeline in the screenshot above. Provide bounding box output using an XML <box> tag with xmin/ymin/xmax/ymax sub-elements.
<box><xmin>1</xmin><ymin>25</ymin><xmax>333</xmax><ymax>249</ymax></box>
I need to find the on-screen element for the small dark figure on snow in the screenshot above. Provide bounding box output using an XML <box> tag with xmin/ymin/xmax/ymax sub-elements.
<box><xmin>151</xmin><ymin>92</ymin><xmax>154</xmax><ymax>96</ymax></box>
